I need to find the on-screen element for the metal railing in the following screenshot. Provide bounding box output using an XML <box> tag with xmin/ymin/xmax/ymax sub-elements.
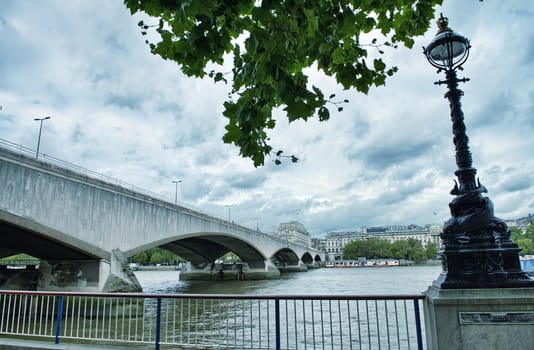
<box><xmin>0</xmin><ymin>291</ymin><xmax>425</xmax><ymax>349</ymax></box>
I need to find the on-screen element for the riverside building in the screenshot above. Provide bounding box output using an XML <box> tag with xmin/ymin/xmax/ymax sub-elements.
<box><xmin>275</xmin><ymin>221</ymin><xmax>311</xmax><ymax>247</ymax></box>
<box><xmin>323</xmin><ymin>224</ymin><xmax>441</xmax><ymax>261</ymax></box>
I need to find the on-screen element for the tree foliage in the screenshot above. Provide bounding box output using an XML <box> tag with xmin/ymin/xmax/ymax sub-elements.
<box><xmin>131</xmin><ymin>247</ymin><xmax>184</xmax><ymax>265</ymax></box>
<box><xmin>124</xmin><ymin>0</ymin><xmax>442</xmax><ymax>166</ymax></box>
<box><xmin>0</xmin><ymin>253</ymin><xmax>39</xmax><ymax>263</ymax></box>
<box><xmin>343</xmin><ymin>238</ymin><xmax>436</xmax><ymax>263</ymax></box>
<box><xmin>512</xmin><ymin>225</ymin><xmax>534</xmax><ymax>255</ymax></box>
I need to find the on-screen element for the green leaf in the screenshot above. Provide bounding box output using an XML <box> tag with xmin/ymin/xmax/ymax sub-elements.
<box><xmin>214</xmin><ymin>72</ymin><xmax>225</xmax><ymax>83</ymax></box>
<box><xmin>332</xmin><ymin>47</ymin><xmax>346</xmax><ymax>65</ymax></box>
<box><xmin>373</xmin><ymin>58</ymin><xmax>386</xmax><ymax>71</ymax></box>
<box><xmin>285</xmin><ymin>100</ymin><xmax>311</xmax><ymax>122</ymax></box>
<box><xmin>318</xmin><ymin>107</ymin><xmax>330</xmax><ymax>121</ymax></box>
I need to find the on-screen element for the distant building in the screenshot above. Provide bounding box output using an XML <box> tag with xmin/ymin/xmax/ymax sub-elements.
<box><xmin>311</xmin><ymin>237</ymin><xmax>325</xmax><ymax>251</ymax></box>
<box><xmin>323</xmin><ymin>224</ymin><xmax>441</xmax><ymax>261</ymax></box>
<box><xmin>509</xmin><ymin>214</ymin><xmax>534</xmax><ymax>231</ymax></box>
<box><xmin>276</xmin><ymin>221</ymin><xmax>311</xmax><ymax>247</ymax></box>
<box><xmin>364</xmin><ymin>224</ymin><xmax>441</xmax><ymax>249</ymax></box>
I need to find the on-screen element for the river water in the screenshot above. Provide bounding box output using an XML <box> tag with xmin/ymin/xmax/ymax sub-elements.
<box><xmin>134</xmin><ymin>265</ymin><xmax>442</xmax><ymax>295</ymax></box>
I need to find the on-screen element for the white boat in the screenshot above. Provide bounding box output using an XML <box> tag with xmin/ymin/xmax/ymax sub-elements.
<box><xmin>520</xmin><ymin>255</ymin><xmax>534</xmax><ymax>276</ymax></box>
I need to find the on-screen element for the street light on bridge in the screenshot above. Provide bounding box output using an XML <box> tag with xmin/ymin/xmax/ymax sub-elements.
<box><xmin>172</xmin><ymin>180</ymin><xmax>182</xmax><ymax>204</ymax></box>
<box><xmin>423</xmin><ymin>14</ymin><xmax>533</xmax><ymax>288</ymax></box>
<box><xmin>34</xmin><ymin>116</ymin><xmax>51</xmax><ymax>160</ymax></box>
<box><xmin>226</xmin><ymin>204</ymin><xmax>233</xmax><ymax>223</ymax></box>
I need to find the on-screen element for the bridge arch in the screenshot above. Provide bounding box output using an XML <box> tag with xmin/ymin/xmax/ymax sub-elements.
<box><xmin>270</xmin><ymin>248</ymin><xmax>309</xmax><ymax>272</ymax></box>
<box><xmin>271</xmin><ymin>248</ymin><xmax>299</xmax><ymax>265</ymax></box>
<box><xmin>128</xmin><ymin>232</ymin><xmax>269</xmax><ymax>269</ymax></box>
<box><xmin>301</xmin><ymin>252</ymin><xmax>314</xmax><ymax>265</ymax></box>
<box><xmin>0</xmin><ymin>212</ymin><xmax>106</xmax><ymax>261</ymax></box>
<box><xmin>0</xmin><ymin>214</ymin><xmax>130</xmax><ymax>292</ymax></box>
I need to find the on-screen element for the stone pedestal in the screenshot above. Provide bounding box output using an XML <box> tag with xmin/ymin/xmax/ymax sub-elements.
<box><xmin>424</xmin><ymin>286</ymin><xmax>534</xmax><ymax>350</ymax></box>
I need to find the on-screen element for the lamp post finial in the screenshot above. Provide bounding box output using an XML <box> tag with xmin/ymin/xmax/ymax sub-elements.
<box><xmin>436</xmin><ymin>13</ymin><xmax>450</xmax><ymax>33</ymax></box>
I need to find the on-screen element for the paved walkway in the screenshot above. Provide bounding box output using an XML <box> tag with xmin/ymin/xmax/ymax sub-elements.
<box><xmin>0</xmin><ymin>338</ymin><xmax>144</xmax><ymax>350</ymax></box>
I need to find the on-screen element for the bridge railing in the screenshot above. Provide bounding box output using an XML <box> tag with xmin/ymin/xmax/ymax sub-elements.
<box><xmin>0</xmin><ymin>137</ymin><xmax>149</xmax><ymax>193</ymax></box>
<box><xmin>0</xmin><ymin>137</ymin><xmax>234</xmax><ymax>228</ymax></box>
<box><xmin>0</xmin><ymin>290</ymin><xmax>425</xmax><ymax>350</ymax></box>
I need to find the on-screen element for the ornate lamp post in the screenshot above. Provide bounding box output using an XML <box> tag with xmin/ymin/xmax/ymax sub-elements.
<box><xmin>423</xmin><ymin>15</ymin><xmax>533</xmax><ymax>288</ymax></box>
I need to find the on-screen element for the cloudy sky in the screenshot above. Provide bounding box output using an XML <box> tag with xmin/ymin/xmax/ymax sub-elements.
<box><xmin>1</xmin><ymin>1</ymin><xmax>533</xmax><ymax>237</ymax></box>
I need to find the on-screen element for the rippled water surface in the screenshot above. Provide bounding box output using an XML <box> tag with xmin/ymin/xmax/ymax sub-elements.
<box><xmin>135</xmin><ymin>265</ymin><xmax>442</xmax><ymax>295</ymax></box>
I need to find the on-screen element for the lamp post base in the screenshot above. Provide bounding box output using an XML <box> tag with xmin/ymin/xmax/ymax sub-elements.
<box><xmin>436</xmin><ymin>179</ymin><xmax>534</xmax><ymax>288</ymax></box>
<box><xmin>434</xmin><ymin>245</ymin><xmax>534</xmax><ymax>289</ymax></box>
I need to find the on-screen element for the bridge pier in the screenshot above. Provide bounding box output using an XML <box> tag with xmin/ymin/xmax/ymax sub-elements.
<box><xmin>0</xmin><ymin>250</ymin><xmax>142</xmax><ymax>293</ymax></box>
<box><xmin>305</xmin><ymin>262</ymin><xmax>321</xmax><ymax>269</ymax></box>
<box><xmin>38</xmin><ymin>257</ymin><xmax>140</xmax><ymax>293</ymax></box>
<box><xmin>0</xmin><ymin>264</ymin><xmax>39</xmax><ymax>290</ymax></box>
<box><xmin>180</xmin><ymin>259</ymin><xmax>280</xmax><ymax>281</ymax></box>
<box><xmin>0</xmin><ymin>260</ymin><xmax>104</xmax><ymax>292</ymax></box>
<box><xmin>278</xmin><ymin>260</ymin><xmax>308</xmax><ymax>273</ymax></box>
<box><xmin>101</xmin><ymin>249</ymin><xmax>142</xmax><ymax>292</ymax></box>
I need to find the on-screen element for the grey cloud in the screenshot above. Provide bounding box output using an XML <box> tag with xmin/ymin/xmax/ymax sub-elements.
<box><xmin>181</xmin><ymin>125</ymin><xmax>211</xmax><ymax>146</ymax></box>
<box><xmin>0</xmin><ymin>114</ymin><xmax>16</xmax><ymax>129</ymax></box>
<box><xmin>104</xmin><ymin>34</ymin><xmax>128</xmax><ymax>54</ymax></box>
<box><xmin>0</xmin><ymin>22</ymin><xmax>36</xmax><ymax>88</ymax></box>
<box><xmin>158</xmin><ymin>102</ymin><xmax>184</xmax><ymax>117</ymax></box>
<box><xmin>498</xmin><ymin>173</ymin><xmax>534</xmax><ymax>193</ymax></box>
<box><xmin>522</xmin><ymin>94</ymin><xmax>534</xmax><ymax>129</ymax></box>
<box><xmin>70</xmin><ymin>125</ymin><xmax>85</xmax><ymax>143</ymax></box>
<box><xmin>376</xmin><ymin>179</ymin><xmax>430</xmax><ymax>206</ymax></box>
<box><xmin>305</xmin><ymin>199</ymin><xmax>385</xmax><ymax>234</ymax></box>
<box><xmin>348</xmin><ymin>137</ymin><xmax>435</xmax><ymax>171</ymax></box>
<box><xmin>193</xmin><ymin>150</ymin><xmax>224</xmax><ymax>167</ymax></box>
<box><xmin>520</xmin><ymin>35</ymin><xmax>534</xmax><ymax>66</ymax></box>
<box><xmin>105</xmin><ymin>94</ymin><xmax>142</xmax><ymax>110</ymax></box>
<box><xmin>226</xmin><ymin>172</ymin><xmax>267</xmax><ymax>190</ymax></box>
<box><xmin>348</xmin><ymin>116</ymin><xmax>370</xmax><ymax>136</ymax></box>
<box><xmin>470</xmin><ymin>92</ymin><xmax>513</xmax><ymax>128</ymax></box>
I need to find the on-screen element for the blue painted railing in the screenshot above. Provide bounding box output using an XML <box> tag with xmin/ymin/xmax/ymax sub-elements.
<box><xmin>0</xmin><ymin>290</ymin><xmax>425</xmax><ymax>349</ymax></box>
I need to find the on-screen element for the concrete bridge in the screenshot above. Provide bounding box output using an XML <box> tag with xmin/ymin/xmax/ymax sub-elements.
<box><xmin>0</xmin><ymin>142</ymin><xmax>324</xmax><ymax>292</ymax></box>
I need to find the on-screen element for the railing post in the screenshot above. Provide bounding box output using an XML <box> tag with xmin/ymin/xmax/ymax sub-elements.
<box><xmin>55</xmin><ymin>296</ymin><xmax>64</xmax><ymax>344</ymax></box>
<box><xmin>413</xmin><ymin>299</ymin><xmax>424</xmax><ymax>350</ymax></box>
<box><xmin>155</xmin><ymin>297</ymin><xmax>162</xmax><ymax>350</ymax></box>
<box><xmin>275</xmin><ymin>299</ymin><xmax>281</xmax><ymax>350</ymax></box>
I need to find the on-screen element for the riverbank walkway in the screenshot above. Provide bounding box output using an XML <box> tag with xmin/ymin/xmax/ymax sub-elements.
<box><xmin>0</xmin><ymin>338</ymin><xmax>135</xmax><ymax>350</ymax></box>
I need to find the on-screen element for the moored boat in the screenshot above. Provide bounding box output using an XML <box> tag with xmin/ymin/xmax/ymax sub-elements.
<box><xmin>520</xmin><ymin>255</ymin><xmax>534</xmax><ymax>276</ymax></box>
<box><xmin>324</xmin><ymin>259</ymin><xmax>400</xmax><ymax>268</ymax></box>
